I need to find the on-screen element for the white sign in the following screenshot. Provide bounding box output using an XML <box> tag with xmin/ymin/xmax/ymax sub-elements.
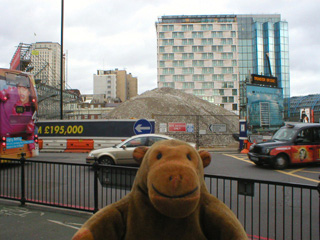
<box><xmin>209</xmin><ymin>124</ymin><xmax>227</xmax><ymax>133</ymax></box>
<box><xmin>159</xmin><ymin>123</ymin><xmax>167</xmax><ymax>133</ymax></box>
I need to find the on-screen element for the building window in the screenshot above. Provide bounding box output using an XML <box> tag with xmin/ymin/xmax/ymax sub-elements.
<box><xmin>172</xmin><ymin>32</ymin><xmax>184</xmax><ymax>38</ymax></box>
<box><xmin>159</xmin><ymin>46</ymin><xmax>165</xmax><ymax>53</ymax></box>
<box><xmin>163</xmin><ymin>82</ymin><xmax>175</xmax><ymax>88</ymax></box>
<box><xmin>160</xmin><ymin>75</ymin><xmax>166</xmax><ymax>82</ymax></box>
<box><xmin>221</xmin><ymin>38</ymin><xmax>233</xmax><ymax>45</ymax></box>
<box><xmin>212</xmin><ymin>74</ymin><xmax>224</xmax><ymax>81</ymax></box>
<box><xmin>222</xmin><ymin>81</ymin><xmax>234</xmax><ymax>88</ymax></box>
<box><xmin>192</xmin><ymin>32</ymin><xmax>204</xmax><ymax>38</ymax></box>
<box><xmin>159</xmin><ymin>32</ymin><xmax>165</xmax><ymax>38</ymax></box>
<box><xmin>193</xmin><ymin>89</ymin><xmax>205</xmax><ymax>95</ymax></box>
<box><xmin>222</xmin><ymin>67</ymin><xmax>233</xmax><ymax>73</ymax></box>
<box><xmin>182</xmin><ymin>67</ymin><xmax>194</xmax><ymax>74</ymax></box>
<box><xmin>173</xmin><ymin>46</ymin><xmax>184</xmax><ymax>52</ymax></box>
<box><xmin>202</xmin><ymin>82</ymin><xmax>214</xmax><ymax>89</ymax></box>
<box><xmin>182</xmin><ymin>25</ymin><xmax>193</xmax><ymax>31</ymax></box>
<box><xmin>193</xmin><ymin>75</ymin><xmax>205</xmax><ymax>81</ymax></box>
<box><xmin>212</xmin><ymin>60</ymin><xmax>224</xmax><ymax>67</ymax></box>
<box><xmin>182</xmin><ymin>53</ymin><xmax>194</xmax><ymax>59</ymax></box>
<box><xmin>162</xmin><ymin>53</ymin><xmax>174</xmax><ymax>60</ymax></box>
<box><xmin>202</xmin><ymin>53</ymin><xmax>214</xmax><ymax>59</ymax></box>
<box><xmin>173</xmin><ymin>60</ymin><xmax>184</xmax><ymax>67</ymax></box>
<box><xmin>232</xmin><ymin>104</ymin><xmax>238</xmax><ymax>110</ymax></box>
<box><xmin>212</xmin><ymin>46</ymin><xmax>224</xmax><ymax>52</ymax></box>
<box><xmin>159</xmin><ymin>61</ymin><xmax>165</xmax><ymax>67</ymax></box>
<box><xmin>162</xmin><ymin>39</ymin><xmax>174</xmax><ymax>45</ymax></box>
<box><xmin>213</xmin><ymin>89</ymin><xmax>224</xmax><ymax>96</ymax></box>
<box><xmin>232</xmin><ymin>89</ymin><xmax>237</xmax><ymax>95</ymax></box>
<box><xmin>221</xmin><ymin>53</ymin><xmax>233</xmax><ymax>59</ymax></box>
<box><xmin>162</xmin><ymin>25</ymin><xmax>174</xmax><ymax>31</ymax></box>
<box><xmin>192</xmin><ymin>46</ymin><xmax>204</xmax><ymax>52</ymax></box>
<box><xmin>162</xmin><ymin>68</ymin><xmax>175</xmax><ymax>75</ymax></box>
<box><xmin>192</xmin><ymin>60</ymin><xmax>204</xmax><ymax>67</ymax></box>
<box><xmin>201</xmin><ymin>24</ymin><xmax>213</xmax><ymax>30</ymax></box>
<box><xmin>182</xmin><ymin>39</ymin><xmax>194</xmax><ymax>45</ymax></box>
<box><xmin>182</xmin><ymin>82</ymin><xmax>194</xmax><ymax>89</ymax></box>
<box><xmin>202</xmin><ymin>67</ymin><xmax>214</xmax><ymax>74</ymax></box>
<box><xmin>173</xmin><ymin>75</ymin><xmax>185</xmax><ymax>81</ymax></box>
<box><xmin>220</xmin><ymin>24</ymin><xmax>232</xmax><ymax>30</ymax></box>
<box><xmin>201</xmin><ymin>38</ymin><xmax>214</xmax><ymax>45</ymax></box>
<box><xmin>211</xmin><ymin>31</ymin><xmax>224</xmax><ymax>37</ymax></box>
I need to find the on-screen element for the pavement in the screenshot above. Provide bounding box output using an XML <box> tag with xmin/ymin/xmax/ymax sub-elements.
<box><xmin>0</xmin><ymin>199</ymin><xmax>91</xmax><ymax>240</ymax></box>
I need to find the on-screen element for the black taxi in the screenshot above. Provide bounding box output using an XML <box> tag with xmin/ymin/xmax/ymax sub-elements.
<box><xmin>248</xmin><ymin>123</ymin><xmax>320</xmax><ymax>169</ymax></box>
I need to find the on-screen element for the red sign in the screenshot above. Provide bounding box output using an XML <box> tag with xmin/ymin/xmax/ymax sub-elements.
<box><xmin>168</xmin><ymin>122</ymin><xmax>186</xmax><ymax>132</ymax></box>
<box><xmin>10</xmin><ymin>47</ymin><xmax>21</xmax><ymax>70</ymax></box>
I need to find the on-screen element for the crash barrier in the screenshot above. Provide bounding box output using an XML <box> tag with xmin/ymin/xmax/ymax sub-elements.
<box><xmin>0</xmin><ymin>156</ymin><xmax>319</xmax><ymax>240</ymax></box>
<box><xmin>38</xmin><ymin>138</ymin><xmax>125</xmax><ymax>153</ymax></box>
<box><xmin>64</xmin><ymin>139</ymin><xmax>94</xmax><ymax>153</ymax></box>
<box><xmin>40</xmin><ymin>139</ymin><xmax>67</xmax><ymax>152</ymax></box>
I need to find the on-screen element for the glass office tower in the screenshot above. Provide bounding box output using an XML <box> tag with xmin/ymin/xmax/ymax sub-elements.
<box><xmin>156</xmin><ymin>14</ymin><xmax>290</xmax><ymax>118</ymax></box>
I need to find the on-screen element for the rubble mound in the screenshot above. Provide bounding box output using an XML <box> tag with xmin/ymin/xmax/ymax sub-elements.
<box><xmin>106</xmin><ymin>87</ymin><xmax>239</xmax><ymax>147</ymax></box>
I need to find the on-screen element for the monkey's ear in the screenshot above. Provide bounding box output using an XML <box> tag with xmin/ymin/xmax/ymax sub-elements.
<box><xmin>198</xmin><ymin>150</ymin><xmax>211</xmax><ymax>168</ymax></box>
<box><xmin>133</xmin><ymin>146</ymin><xmax>149</xmax><ymax>165</ymax></box>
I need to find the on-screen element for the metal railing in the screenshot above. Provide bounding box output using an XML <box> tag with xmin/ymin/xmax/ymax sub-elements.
<box><xmin>0</xmin><ymin>156</ymin><xmax>319</xmax><ymax>240</ymax></box>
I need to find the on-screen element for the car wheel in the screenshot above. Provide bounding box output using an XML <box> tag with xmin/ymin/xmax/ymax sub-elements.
<box><xmin>273</xmin><ymin>154</ymin><xmax>288</xmax><ymax>170</ymax></box>
<box><xmin>99</xmin><ymin>156</ymin><xmax>115</xmax><ymax>165</ymax></box>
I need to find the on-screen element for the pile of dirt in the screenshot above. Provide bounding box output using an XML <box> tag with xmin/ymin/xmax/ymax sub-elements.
<box><xmin>106</xmin><ymin>87</ymin><xmax>239</xmax><ymax>147</ymax></box>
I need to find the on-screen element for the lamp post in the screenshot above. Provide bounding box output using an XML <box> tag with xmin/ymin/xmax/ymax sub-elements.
<box><xmin>60</xmin><ymin>0</ymin><xmax>64</xmax><ymax>120</ymax></box>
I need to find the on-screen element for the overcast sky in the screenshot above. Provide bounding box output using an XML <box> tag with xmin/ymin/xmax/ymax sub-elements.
<box><xmin>0</xmin><ymin>0</ymin><xmax>319</xmax><ymax>97</ymax></box>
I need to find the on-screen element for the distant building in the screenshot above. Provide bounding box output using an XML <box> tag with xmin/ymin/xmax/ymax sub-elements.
<box><xmin>30</xmin><ymin>42</ymin><xmax>65</xmax><ymax>88</ymax></box>
<box><xmin>93</xmin><ymin>69</ymin><xmax>138</xmax><ymax>102</ymax></box>
<box><xmin>10</xmin><ymin>42</ymin><xmax>65</xmax><ymax>89</ymax></box>
<box><xmin>290</xmin><ymin>94</ymin><xmax>320</xmax><ymax>123</ymax></box>
<box><xmin>156</xmin><ymin>14</ymin><xmax>289</xmax><ymax>117</ymax></box>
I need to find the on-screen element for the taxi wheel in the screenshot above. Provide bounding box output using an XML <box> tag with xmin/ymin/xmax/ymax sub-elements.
<box><xmin>99</xmin><ymin>156</ymin><xmax>115</xmax><ymax>165</ymax></box>
<box><xmin>273</xmin><ymin>154</ymin><xmax>288</xmax><ymax>170</ymax></box>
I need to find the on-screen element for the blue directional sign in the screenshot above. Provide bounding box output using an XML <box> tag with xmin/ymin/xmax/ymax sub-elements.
<box><xmin>133</xmin><ymin>119</ymin><xmax>153</xmax><ymax>135</ymax></box>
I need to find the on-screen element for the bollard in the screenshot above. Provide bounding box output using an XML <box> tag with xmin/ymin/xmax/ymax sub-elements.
<box><xmin>20</xmin><ymin>152</ymin><xmax>26</xmax><ymax>206</ymax></box>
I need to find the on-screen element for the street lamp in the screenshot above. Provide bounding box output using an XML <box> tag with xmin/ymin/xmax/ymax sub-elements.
<box><xmin>60</xmin><ymin>0</ymin><xmax>64</xmax><ymax>120</ymax></box>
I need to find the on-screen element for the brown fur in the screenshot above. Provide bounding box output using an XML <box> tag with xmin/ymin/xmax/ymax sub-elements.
<box><xmin>73</xmin><ymin>139</ymin><xmax>247</xmax><ymax>240</ymax></box>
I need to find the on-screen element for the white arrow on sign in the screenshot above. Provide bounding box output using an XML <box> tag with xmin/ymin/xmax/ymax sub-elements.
<box><xmin>135</xmin><ymin>124</ymin><xmax>151</xmax><ymax>133</ymax></box>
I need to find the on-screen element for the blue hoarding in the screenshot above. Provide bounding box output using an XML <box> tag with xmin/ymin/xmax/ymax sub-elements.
<box><xmin>246</xmin><ymin>85</ymin><xmax>284</xmax><ymax>133</ymax></box>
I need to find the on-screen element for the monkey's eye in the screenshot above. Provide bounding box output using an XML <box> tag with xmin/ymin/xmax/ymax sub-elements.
<box><xmin>187</xmin><ymin>154</ymin><xmax>192</xmax><ymax>161</ymax></box>
<box><xmin>157</xmin><ymin>153</ymin><xmax>162</xmax><ymax>160</ymax></box>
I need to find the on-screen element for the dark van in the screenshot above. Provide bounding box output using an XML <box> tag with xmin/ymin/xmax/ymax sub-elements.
<box><xmin>248</xmin><ymin>123</ymin><xmax>320</xmax><ymax>169</ymax></box>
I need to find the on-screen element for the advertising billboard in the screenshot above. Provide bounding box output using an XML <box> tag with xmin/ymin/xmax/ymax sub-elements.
<box><xmin>300</xmin><ymin>108</ymin><xmax>310</xmax><ymax>123</ymax></box>
<box><xmin>251</xmin><ymin>74</ymin><xmax>278</xmax><ymax>87</ymax></box>
<box><xmin>246</xmin><ymin>85</ymin><xmax>284</xmax><ymax>133</ymax></box>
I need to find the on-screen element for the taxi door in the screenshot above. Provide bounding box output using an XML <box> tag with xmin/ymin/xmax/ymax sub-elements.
<box><xmin>291</xmin><ymin>127</ymin><xmax>314</xmax><ymax>164</ymax></box>
<box><xmin>312</xmin><ymin>127</ymin><xmax>320</xmax><ymax>161</ymax></box>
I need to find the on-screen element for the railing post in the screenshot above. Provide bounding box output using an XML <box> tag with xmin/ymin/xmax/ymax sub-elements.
<box><xmin>20</xmin><ymin>153</ymin><xmax>26</xmax><ymax>206</ymax></box>
<box><xmin>93</xmin><ymin>159</ymin><xmax>99</xmax><ymax>213</ymax></box>
<box><xmin>317</xmin><ymin>175</ymin><xmax>320</xmax><ymax>237</ymax></box>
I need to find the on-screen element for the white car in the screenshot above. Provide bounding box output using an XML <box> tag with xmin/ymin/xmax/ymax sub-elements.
<box><xmin>86</xmin><ymin>134</ymin><xmax>174</xmax><ymax>165</ymax></box>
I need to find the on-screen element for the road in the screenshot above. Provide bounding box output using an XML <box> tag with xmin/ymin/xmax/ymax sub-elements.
<box><xmin>31</xmin><ymin>151</ymin><xmax>320</xmax><ymax>186</ymax></box>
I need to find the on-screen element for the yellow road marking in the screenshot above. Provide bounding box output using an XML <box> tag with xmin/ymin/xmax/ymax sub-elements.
<box><xmin>224</xmin><ymin>154</ymin><xmax>254</xmax><ymax>164</ymax></box>
<box><xmin>288</xmin><ymin>168</ymin><xmax>306</xmax><ymax>174</ymax></box>
<box><xmin>224</xmin><ymin>154</ymin><xmax>320</xmax><ymax>184</ymax></box>
<box><xmin>275</xmin><ymin>170</ymin><xmax>319</xmax><ymax>183</ymax></box>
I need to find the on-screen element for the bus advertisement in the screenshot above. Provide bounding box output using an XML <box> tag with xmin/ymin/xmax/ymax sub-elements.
<box><xmin>0</xmin><ymin>68</ymin><xmax>39</xmax><ymax>160</ymax></box>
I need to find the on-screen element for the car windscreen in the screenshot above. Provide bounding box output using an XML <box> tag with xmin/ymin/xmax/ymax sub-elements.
<box><xmin>272</xmin><ymin>128</ymin><xmax>297</xmax><ymax>141</ymax></box>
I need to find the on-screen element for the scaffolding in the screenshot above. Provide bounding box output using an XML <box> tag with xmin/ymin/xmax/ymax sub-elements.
<box><xmin>15</xmin><ymin>42</ymin><xmax>80</xmax><ymax>120</ymax></box>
